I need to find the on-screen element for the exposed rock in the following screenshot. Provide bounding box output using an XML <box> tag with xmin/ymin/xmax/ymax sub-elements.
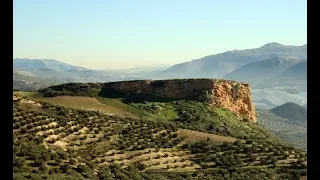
<box><xmin>101</xmin><ymin>79</ymin><xmax>257</xmax><ymax>122</ymax></box>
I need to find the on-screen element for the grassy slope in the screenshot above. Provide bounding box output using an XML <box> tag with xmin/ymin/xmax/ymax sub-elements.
<box><xmin>15</xmin><ymin>92</ymin><xmax>141</xmax><ymax>118</ymax></box>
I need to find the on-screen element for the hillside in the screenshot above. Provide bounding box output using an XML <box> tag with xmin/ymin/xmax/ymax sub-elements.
<box><xmin>257</xmin><ymin>103</ymin><xmax>307</xmax><ymax>151</ymax></box>
<box><xmin>37</xmin><ymin>79</ymin><xmax>257</xmax><ymax>122</ymax></box>
<box><xmin>273</xmin><ymin>61</ymin><xmax>307</xmax><ymax>81</ymax></box>
<box><xmin>223</xmin><ymin>56</ymin><xmax>302</xmax><ymax>86</ymax></box>
<box><xmin>256</xmin><ymin>61</ymin><xmax>307</xmax><ymax>91</ymax></box>
<box><xmin>13</xmin><ymin>71</ymin><xmax>65</xmax><ymax>91</ymax></box>
<box><xmin>251</xmin><ymin>89</ymin><xmax>307</xmax><ymax>110</ymax></box>
<box><xmin>270</xmin><ymin>102</ymin><xmax>307</xmax><ymax>127</ymax></box>
<box><xmin>13</xmin><ymin>58</ymin><xmax>87</xmax><ymax>72</ymax></box>
<box><xmin>13</xmin><ymin>59</ymin><xmax>140</xmax><ymax>90</ymax></box>
<box><xmin>160</xmin><ymin>43</ymin><xmax>307</xmax><ymax>79</ymax></box>
<box><xmin>13</xmin><ymin>83</ymin><xmax>307</xmax><ymax>180</ymax></box>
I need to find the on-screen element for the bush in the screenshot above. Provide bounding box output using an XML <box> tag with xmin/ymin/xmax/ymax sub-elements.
<box><xmin>69</xmin><ymin>158</ymin><xmax>77</xmax><ymax>165</ymax></box>
<box><xmin>20</xmin><ymin>127</ymin><xmax>27</xmax><ymax>134</ymax></box>
<box><xmin>41</xmin><ymin>152</ymin><xmax>51</xmax><ymax>161</ymax></box>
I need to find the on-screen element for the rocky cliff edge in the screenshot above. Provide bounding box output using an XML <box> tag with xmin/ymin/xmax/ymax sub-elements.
<box><xmin>101</xmin><ymin>79</ymin><xmax>257</xmax><ymax>122</ymax></box>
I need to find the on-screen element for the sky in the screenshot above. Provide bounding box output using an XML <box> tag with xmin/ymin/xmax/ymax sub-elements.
<box><xmin>13</xmin><ymin>0</ymin><xmax>307</xmax><ymax>69</ymax></box>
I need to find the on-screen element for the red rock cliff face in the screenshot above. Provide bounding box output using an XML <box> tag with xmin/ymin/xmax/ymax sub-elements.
<box><xmin>102</xmin><ymin>79</ymin><xmax>257</xmax><ymax>122</ymax></box>
<box><xmin>210</xmin><ymin>80</ymin><xmax>256</xmax><ymax>122</ymax></box>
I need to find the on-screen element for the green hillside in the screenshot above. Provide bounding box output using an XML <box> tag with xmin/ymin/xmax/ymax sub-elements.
<box><xmin>13</xmin><ymin>83</ymin><xmax>307</xmax><ymax>179</ymax></box>
<box><xmin>257</xmin><ymin>108</ymin><xmax>307</xmax><ymax>151</ymax></box>
<box><xmin>270</xmin><ymin>102</ymin><xmax>307</xmax><ymax>128</ymax></box>
<box><xmin>13</xmin><ymin>71</ymin><xmax>65</xmax><ymax>91</ymax></box>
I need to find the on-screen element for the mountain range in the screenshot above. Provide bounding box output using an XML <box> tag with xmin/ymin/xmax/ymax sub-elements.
<box><xmin>13</xmin><ymin>58</ymin><xmax>141</xmax><ymax>91</ymax></box>
<box><xmin>158</xmin><ymin>43</ymin><xmax>306</xmax><ymax>91</ymax></box>
<box><xmin>254</xmin><ymin>61</ymin><xmax>307</xmax><ymax>91</ymax></box>
<box><xmin>223</xmin><ymin>56</ymin><xmax>304</xmax><ymax>87</ymax></box>
<box><xmin>13</xmin><ymin>42</ymin><xmax>307</xmax><ymax>92</ymax></box>
<box><xmin>159</xmin><ymin>42</ymin><xmax>306</xmax><ymax>79</ymax></box>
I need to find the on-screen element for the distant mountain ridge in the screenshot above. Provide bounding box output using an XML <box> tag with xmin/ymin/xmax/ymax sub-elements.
<box><xmin>13</xmin><ymin>42</ymin><xmax>307</xmax><ymax>92</ymax></box>
<box><xmin>276</xmin><ymin>61</ymin><xmax>307</xmax><ymax>80</ymax></box>
<box><xmin>251</xmin><ymin>89</ymin><xmax>307</xmax><ymax>109</ymax></box>
<box><xmin>255</xmin><ymin>61</ymin><xmax>307</xmax><ymax>91</ymax></box>
<box><xmin>13</xmin><ymin>58</ymin><xmax>88</xmax><ymax>71</ymax></box>
<box><xmin>13</xmin><ymin>70</ymin><xmax>65</xmax><ymax>91</ymax></box>
<box><xmin>223</xmin><ymin>56</ymin><xmax>303</xmax><ymax>86</ymax></box>
<box><xmin>13</xmin><ymin>58</ymin><xmax>141</xmax><ymax>90</ymax></box>
<box><xmin>160</xmin><ymin>42</ymin><xmax>307</xmax><ymax>79</ymax></box>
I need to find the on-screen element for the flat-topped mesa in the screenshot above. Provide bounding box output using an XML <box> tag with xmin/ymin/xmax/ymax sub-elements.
<box><xmin>100</xmin><ymin>79</ymin><xmax>257</xmax><ymax>122</ymax></box>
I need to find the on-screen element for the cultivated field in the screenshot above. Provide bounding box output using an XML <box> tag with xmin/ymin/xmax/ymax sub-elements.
<box><xmin>13</xmin><ymin>91</ymin><xmax>307</xmax><ymax>179</ymax></box>
<box><xmin>177</xmin><ymin>129</ymin><xmax>238</xmax><ymax>144</ymax></box>
<box><xmin>15</xmin><ymin>92</ymin><xmax>139</xmax><ymax>118</ymax></box>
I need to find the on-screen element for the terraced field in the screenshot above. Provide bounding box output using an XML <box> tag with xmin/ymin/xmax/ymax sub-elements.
<box><xmin>13</xmin><ymin>94</ymin><xmax>307</xmax><ymax>179</ymax></box>
<box><xmin>14</xmin><ymin>92</ymin><xmax>141</xmax><ymax>118</ymax></box>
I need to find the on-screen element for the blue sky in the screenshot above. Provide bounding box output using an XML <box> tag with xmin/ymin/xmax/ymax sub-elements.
<box><xmin>13</xmin><ymin>0</ymin><xmax>307</xmax><ymax>69</ymax></box>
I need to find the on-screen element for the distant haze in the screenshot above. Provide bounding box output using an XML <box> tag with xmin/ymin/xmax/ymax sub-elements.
<box><xmin>13</xmin><ymin>0</ymin><xmax>306</xmax><ymax>69</ymax></box>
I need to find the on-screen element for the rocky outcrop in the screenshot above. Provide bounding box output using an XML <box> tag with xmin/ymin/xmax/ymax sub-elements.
<box><xmin>101</xmin><ymin>79</ymin><xmax>257</xmax><ymax>122</ymax></box>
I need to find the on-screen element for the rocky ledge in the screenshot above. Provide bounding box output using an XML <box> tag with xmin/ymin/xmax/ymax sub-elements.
<box><xmin>100</xmin><ymin>79</ymin><xmax>257</xmax><ymax>122</ymax></box>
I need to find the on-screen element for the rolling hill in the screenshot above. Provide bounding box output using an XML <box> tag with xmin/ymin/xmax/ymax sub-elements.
<box><xmin>13</xmin><ymin>59</ymin><xmax>142</xmax><ymax>90</ymax></box>
<box><xmin>13</xmin><ymin>80</ymin><xmax>307</xmax><ymax>179</ymax></box>
<box><xmin>159</xmin><ymin>43</ymin><xmax>307</xmax><ymax>79</ymax></box>
<box><xmin>270</xmin><ymin>102</ymin><xmax>307</xmax><ymax>125</ymax></box>
<box><xmin>275</xmin><ymin>61</ymin><xmax>307</xmax><ymax>81</ymax></box>
<box><xmin>223</xmin><ymin>56</ymin><xmax>302</xmax><ymax>86</ymax></box>
<box><xmin>13</xmin><ymin>70</ymin><xmax>66</xmax><ymax>91</ymax></box>
<box><xmin>257</xmin><ymin>102</ymin><xmax>307</xmax><ymax>151</ymax></box>
<box><xmin>255</xmin><ymin>61</ymin><xmax>307</xmax><ymax>91</ymax></box>
<box><xmin>13</xmin><ymin>58</ymin><xmax>87</xmax><ymax>72</ymax></box>
<box><xmin>251</xmin><ymin>89</ymin><xmax>307</xmax><ymax>109</ymax></box>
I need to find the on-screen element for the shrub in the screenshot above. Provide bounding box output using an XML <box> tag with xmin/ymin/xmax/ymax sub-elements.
<box><xmin>156</xmin><ymin>154</ymin><xmax>161</xmax><ymax>159</ymax></box>
<box><xmin>41</xmin><ymin>152</ymin><xmax>51</xmax><ymax>161</ymax></box>
<box><xmin>20</xmin><ymin>127</ymin><xmax>27</xmax><ymax>134</ymax></box>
